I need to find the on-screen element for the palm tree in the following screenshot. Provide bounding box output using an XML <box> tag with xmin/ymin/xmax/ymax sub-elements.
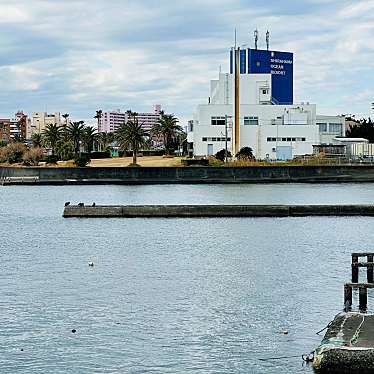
<box><xmin>97</xmin><ymin>132</ymin><xmax>114</xmax><ymax>152</ymax></box>
<box><xmin>83</xmin><ymin>126</ymin><xmax>97</xmax><ymax>153</ymax></box>
<box><xmin>115</xmin><ymin>119</ymin><xmax>147</xmax><ymax>165</ymax></box>
<box><xmin>66</xmin><ymin>121</ymin><xmax>85</xmax><ymax>156</ymax></box>
<box><xmin>151</xmin><ymin>114</ymin><xmax>182</xmax><ymax>156</ymax></box>
<box><xmin>43</xmin><ymin>124</ymin><xmax>62</xmax><ymax>155</ymax></box>
<box><xmin>62</xmin><ymin>113</ymin><xmax>69</xmax><ymax>126</ymax></box>
<box><xmin>94</xmin><ymin>110</ymin><xmax>103</xmax><ymax>131</ymax></box>
<box><xmin>31</xmin><ymin>133</ymin><xmax>43</xmax><ymax>148</ymax></box>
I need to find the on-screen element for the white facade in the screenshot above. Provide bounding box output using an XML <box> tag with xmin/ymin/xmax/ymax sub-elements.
<box><xmin>189</xmin><ymin>73</ymin><xmax>319</xmax><ymax>160</ymax></box>
<box><xmin>316</xmin><ymin>115</ymin><xmax>346</xmax><ymax>144</ymax></box>
<box><xmin>29</xmin><ymin>112</ymin><xmax>61</xmax><ymax>138</ymax></box>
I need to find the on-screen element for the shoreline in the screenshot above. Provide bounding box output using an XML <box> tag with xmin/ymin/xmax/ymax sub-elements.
<box><xmin>2</xmin><ymin>165</ymin><xmax>374</xmax><ymax>185</ymax></box>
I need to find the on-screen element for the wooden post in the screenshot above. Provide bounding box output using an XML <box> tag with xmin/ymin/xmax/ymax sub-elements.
<box><xmin>344</xmin><ymin>284</ymin><xmax>352</xmax><ymax>311</ymax></box>
<box><xmin>359</xmin><ymin>287</ymin><xmax>368</xmax><ymax>312</ymax></box>
<box><xmin>352</xmin><ymin>255</ymin><xmax>359</xmax><ymax>283</ymax></box>
<box><xmin>368</xmin><ymin>255</ymin><xmax>374</xmax><ymax>283</ymax></box>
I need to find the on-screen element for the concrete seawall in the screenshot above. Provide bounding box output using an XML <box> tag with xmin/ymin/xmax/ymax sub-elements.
<box><xmin>2</xmin><ymin>165</ymin><xmax>374</xmax><ymax>184</ymax></box>
<box><xmin>63</xmin><ymin>205</ymin><xmax>374</xmax><ymax>218</ymax></box>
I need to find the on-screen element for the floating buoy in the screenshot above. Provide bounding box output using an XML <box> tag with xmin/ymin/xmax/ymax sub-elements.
<box><xmin>72</xmin><ymin>329</ymin><xmax>76</xmax><ymax>333</ymax></box>
<box><xmin>88</xmin><ymin>262</ymin><xmax>94</xmax><ymax>267</ymax></box>
<box><xmin>283</xmin><ymin>331</ymin><xmax>289</xmax><ymax>335</ymax></box>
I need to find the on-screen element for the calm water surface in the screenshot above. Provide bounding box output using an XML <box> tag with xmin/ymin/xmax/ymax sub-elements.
<box><xmin>1</xmin><ymin>183</ymin><xmax>374</xmax><ymax>373</ymax></box>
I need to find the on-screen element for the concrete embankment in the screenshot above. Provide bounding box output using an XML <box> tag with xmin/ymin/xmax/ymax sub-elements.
<box><xmin>3</xmin><ymin>165</ymin><xmax>374</xmax><ymax>185</ymax></box>
<box><xmin>63</xmin><ymin>205</ymin><xmax>374</xmax><ymax>218</ymax></box>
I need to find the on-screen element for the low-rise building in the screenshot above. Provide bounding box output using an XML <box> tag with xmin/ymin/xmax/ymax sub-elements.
<box><xmin>317</xmin><ymin>115</ymin><xmax>346</xmax><ymax>145</ymax></box>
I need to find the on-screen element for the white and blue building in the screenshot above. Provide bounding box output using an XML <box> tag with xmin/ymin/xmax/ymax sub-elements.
<box><xmin>188</xmin><ymin>47</ymin><xmax>345</xmax><ymax>159</ymax></box>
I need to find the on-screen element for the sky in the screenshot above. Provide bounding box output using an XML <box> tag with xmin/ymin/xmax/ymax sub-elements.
<box><xmin>0</xmin><ymin>0</ymin><xmax>373</xmax><ymax>126</ymax></box>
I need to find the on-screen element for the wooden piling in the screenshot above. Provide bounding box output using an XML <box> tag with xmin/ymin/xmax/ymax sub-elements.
<box><xmin>368</xmin><ymin>255</ymin><xmax>374</xmax><ymax>283</ymax></box>
<box><xmin>344</xmin><ymin>284</ymin><xmax>353</xmax><ymax>310</ymax></box>
<box><xmin>359</xmin><ymin>287</ymin><xmax>368</xmax><ymax>312</ymax></box>
<box><xmin>352</xmin><ymin>255</ymin><xmax>359</xmax><ymax>283</ymax></box>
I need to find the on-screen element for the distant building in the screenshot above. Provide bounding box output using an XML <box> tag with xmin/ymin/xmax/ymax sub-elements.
<box><xmin>316</xmin><ymin>115</ymin><xmax>346</xmax><ymax>145</ymax></box>
<box><xmin>0</xmin><ymin>111</ymin><xmax>29</xmax><ymax>142</ymax></box>
<box><xmin>29</xmin><ymin>112</ymin><xmax>61</xmax><ymax>138</ymax></box>
<box><xmin>188</xmin><ymin>46</ymin><xmax>346</xmax><ymax>160</ymax></box>
<box><xmin>98</xmin><ymin>105</ymin><xmax>162</xmax><ymax>133</ymax></box>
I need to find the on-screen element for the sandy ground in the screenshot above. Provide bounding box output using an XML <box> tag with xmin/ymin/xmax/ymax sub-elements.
<box><xmin>89</xmin><ymin>156</ymin><xmax>183</xmax><ymax>167</ymax></box>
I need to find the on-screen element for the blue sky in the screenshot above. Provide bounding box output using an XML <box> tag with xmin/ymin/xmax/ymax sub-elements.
<box><xmin>0</xmin><ymin>0</ymin><xmax>373</xmax><ymax>125</ymax></box>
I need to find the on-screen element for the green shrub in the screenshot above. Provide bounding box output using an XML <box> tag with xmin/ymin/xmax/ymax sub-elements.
<box><xmin>45</xmin><ymin>155</ymin><xmax>60</xmax><ymax>164</ymax></box>
<box><xmin>55</xmin><ymin>140</ymin><xmax>74</xmax><ymax>161</ymax></box>
<box><xmin>215</xmin><ymin>149</ymin><xmax>231</xmax><ymax>162</ymax></box>
<box><xmin>74</xmin><ymin>154</ymin><xmax>91</xmax><ymax>167</ymax></box>
<box><xmin>236</xmin><ymin>146</ymin><xmax>254</xmax><ymax>160</ymax></box>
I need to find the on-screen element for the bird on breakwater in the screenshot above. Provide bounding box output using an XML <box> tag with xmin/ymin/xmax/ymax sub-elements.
<box><xmin>64</xmin><ymin>202</ymin><xmax>70</xmax><ymax>206</ymax></box>
<box><xmin>92</xmin><ymin>202</ymin><xmax>96</xmax><ymax>207</ymax></box>
<box><xmin>78</xmin><ymin>203</ymin><xmax>84</xmax><ymax>207</ymax></box>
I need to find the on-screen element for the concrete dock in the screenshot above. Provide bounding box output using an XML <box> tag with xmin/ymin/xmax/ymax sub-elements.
<box><xmin>313</xmin><ymin>312</ymin><xmax>374</xmax><ymax>373</ymax></box>
<box><xmin>63</xmin><ymin>204</ymin><xmax>374</xmax><ymax>218</ymax></box>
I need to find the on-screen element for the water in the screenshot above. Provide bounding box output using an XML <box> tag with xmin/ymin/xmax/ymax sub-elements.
<box><xmin>1</xmin><ymin>183</ymin><xmax>374</xmax><ymax>373</ymax></box>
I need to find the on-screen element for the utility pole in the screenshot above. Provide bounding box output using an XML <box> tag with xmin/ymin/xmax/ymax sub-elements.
<box><xmin>225</xmin><ymin>115</ymin><xmax>228</xmax><ymax>162</ymax></box>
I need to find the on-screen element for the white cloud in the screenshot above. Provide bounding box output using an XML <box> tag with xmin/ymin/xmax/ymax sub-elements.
<box><xmin>0</xmin><ymin>0</ymin><xmax>373</xmax><ymax>120</ymax></box>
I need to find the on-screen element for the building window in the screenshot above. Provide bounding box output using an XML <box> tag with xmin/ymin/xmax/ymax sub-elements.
<box><xmin>211</xmin><ymin>116</ymin><xmax>226</xmax><ymax>126</ymax></box>
<box><xmin>244</xmin><ymin>116</ymin><xmax>258</xmax><ymax>125</ymax></box>
<box><xmin>318</xmin><ymin>123</ymin><xmax>327</xmax><ymax>132</ymax></box>
<box><xmin>262</xmin><ymin>89</ymin><xmax>268</xmax><ymax>94</ymax></box>
<box><xmin>202</xmin><ymin>137</ymin><xmax>207</xmax><ymax>141</ymax></box>
<box><xmin>329</xmin><ymin>123</ymin><xmax>342</xmax><ymax>134</ymax></box>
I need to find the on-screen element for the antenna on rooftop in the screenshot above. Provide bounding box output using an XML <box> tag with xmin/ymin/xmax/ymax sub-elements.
<box><xmin>234</xmin><ymin>28</ymin><xmax>237</xmax><ymax>48</ymax></box>
<box><xmin>254</xmin><ymin>29</ymin><xmax>259</xmax><ymax>50</ymax></box>
<box><xmin>266</xmin><ymin>30</ymin><xmax>270</xmax><ymax>51</ymax></box>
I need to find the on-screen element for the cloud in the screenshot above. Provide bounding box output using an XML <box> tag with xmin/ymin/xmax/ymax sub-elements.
<box><xmin>0</xmin><ymin>0</ymin><xmax>373</xmax><ymax>123</ymax></box>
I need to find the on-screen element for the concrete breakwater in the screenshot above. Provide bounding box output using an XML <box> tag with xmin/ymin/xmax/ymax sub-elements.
<box><xmin>63</xmin><ymin>204</ymin><xmax>374</xmax><ymax>218</ymax></box>
<box><xmin>3</xmin><ymin>165</ymin><xmax>374</xmax><ymax>184</ymax></box>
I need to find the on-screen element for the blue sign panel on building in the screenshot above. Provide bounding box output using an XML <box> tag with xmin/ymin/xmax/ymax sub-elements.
<box><xmin>230</xmin><ymin>48</ymin><xmax>293</xmax><ymax>105</ymax></box>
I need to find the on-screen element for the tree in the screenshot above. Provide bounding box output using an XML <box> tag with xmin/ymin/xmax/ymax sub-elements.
<box><xmin>215</xmin><ymin>149</ymin><xmax>231</xmax><ymax>162</ymax></box>
<box><xmin>55</xmin><ymin>140</ymin><xmax>74</xmax><ymax>161</ymax></box>
<box><xmin>236</xmin><ymin>146</ymin><xmax>254</xmax><ymax>160</ymax></box>
<box><xmin>62</xmin><ymin>113</ymin><xmax>69</xmax><ymax>126</ymax></box>
<box><xmin>346</xmin><ymin>118</ymin><xmax>374</xmax><ymax>142</ymax></box>
<box><xmin>83</xmin><ymin>126</ymin><xmax>97</xmax><ymax>153</ymax></box>
<box><xmin>151</xmin><ymin>114</ymin><xmax>183</xmax><ymax>156</ymax></box>
<box><xmin>66</xmin><ymin>121</ymin><xmax>85</xmax><ymax>156</ymax></box>
<box><xmin>97</xmin><ymin>132</ymin><xmax>114</xmax><ymax>152</ymax></box>
<box><xmin>115</xmin><ymin>119</ymin><xmax>147</xmax><ymax>165</ymax></box>
<box><xmin>94</xmin><ymin>110</ymin><xmax>103</xmax><ymax>130</ymax></box>
<box><xmin>31</xmin><ymin>133</ymin><xmax>43</xmax><ymax>148</ymax></box>
<box><xmin>43</xmin><ymin>124</ymin><xmax>62</xmax><ymax>155</ymax></box>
